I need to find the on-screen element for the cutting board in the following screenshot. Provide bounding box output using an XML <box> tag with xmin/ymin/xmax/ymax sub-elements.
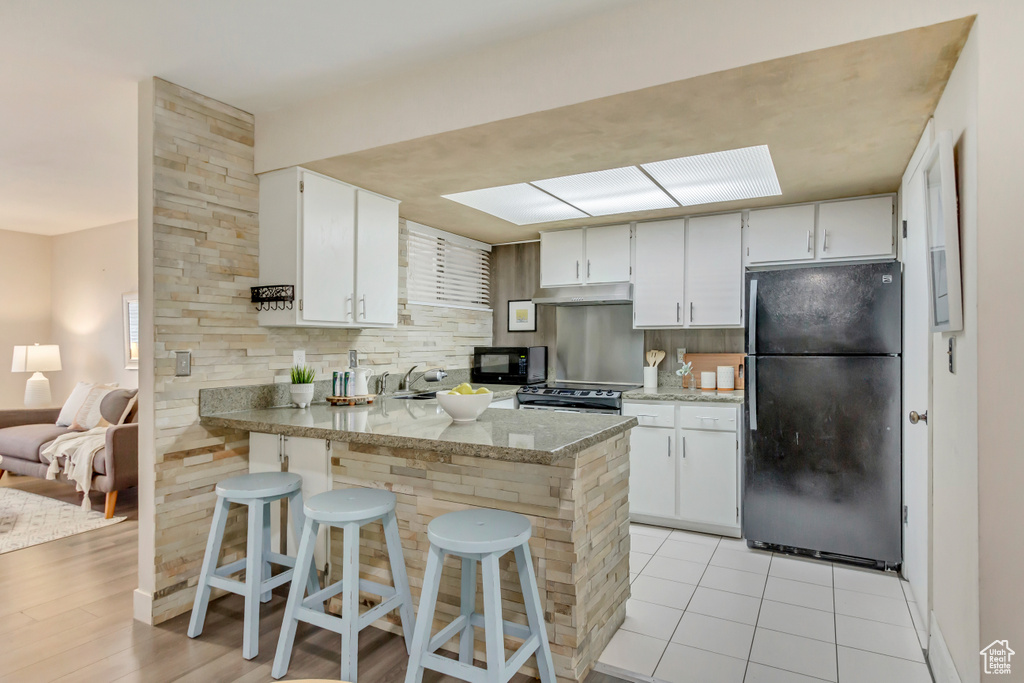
<box><xmin>684</xmin><ymin>353</ymin><xmax>746</xmax><ymax>390</ymax></box>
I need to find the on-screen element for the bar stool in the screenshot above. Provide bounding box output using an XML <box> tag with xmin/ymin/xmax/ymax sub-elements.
<box><xmin>272</xmin><ymin>487</ymin><xmax>416</xmax><ymax>682</ymax></box>
<box><xmin>405</xmin><ymin>508</ymin><xmax>557</xmax><ymax>683</ymax></box>
<box><xmin>187</xmin><ymin>471</ymin><xmax>321</xmax><ymax>659</ymax></box>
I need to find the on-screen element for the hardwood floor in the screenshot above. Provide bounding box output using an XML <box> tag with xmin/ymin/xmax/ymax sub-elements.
<box><xmin>0</xmin><ymin>474</ymin><xmax>626</xmax><ymax>683</ymax></box>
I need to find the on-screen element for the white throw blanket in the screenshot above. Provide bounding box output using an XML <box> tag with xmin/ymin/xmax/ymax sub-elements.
<box><xmin>41</xmin><ymin>427</ymin><xmax>108</xmax><ymax>510</ymax></box>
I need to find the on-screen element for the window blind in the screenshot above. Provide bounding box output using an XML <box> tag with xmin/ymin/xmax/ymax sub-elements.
<box><xmin>407</xmin><ymin>225</ymin><xmax>491</xmax><ymax>310</ymax></box>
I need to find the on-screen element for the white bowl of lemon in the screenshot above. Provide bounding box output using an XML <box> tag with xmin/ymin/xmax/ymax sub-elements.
<box><xmin>436</xmin><ymin>383</ymin><xmax>493</xmax><ymax>422</ymax></box>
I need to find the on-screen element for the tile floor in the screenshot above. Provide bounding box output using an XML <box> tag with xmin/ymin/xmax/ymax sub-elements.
<box><xmin>596</xmin><ymin>524</ymin><xmax>932</xmax><ymax>683</ymax></box>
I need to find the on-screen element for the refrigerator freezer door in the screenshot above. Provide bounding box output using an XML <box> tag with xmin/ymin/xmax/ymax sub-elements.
<box><xmin>743</xmin><ymin>355</ymin><xmax>902</xmax><ymax>565</ymax></box>
<box><xmin>746</xmin><ymin>262</ymin><xmax>902</xmax><ymax>355</ymax></box>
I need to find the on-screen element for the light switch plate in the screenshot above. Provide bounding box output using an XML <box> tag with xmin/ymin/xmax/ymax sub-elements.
<box><xmin>293</xmin><ymin>350</ymin><xmax>305</xmax><ymax>367</ymax></box>
<box><xmin>677</xmin><ymin>348</ymin><xmax>686</xmax><ymax>363</ymax></box>
<box><xmin>175</xmin><ymin>351</ymin><xmax>191</xmax><ymax>377</ymax></box>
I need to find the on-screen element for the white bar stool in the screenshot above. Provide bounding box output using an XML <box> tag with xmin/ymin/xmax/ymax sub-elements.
<box><xmin>405</xmin><ymin>509</ymin><xmax>557</xmax><ymax>683</ymax></box>
<box><xmin>273</xmin><ymin>487</ymin><xmax>416</xmax><ymax>682</ymax></box>
<box><xmin>187</xmin><ymin>471</ymin><xmax>321</xmax><ymax>659</ymax></box>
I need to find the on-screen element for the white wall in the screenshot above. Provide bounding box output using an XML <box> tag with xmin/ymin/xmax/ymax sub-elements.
<box><xmin>0</xmin><ymin>229</ymin><xmax>53</xmax><ymax>409</ymax></box>
<box><xmin>50</xmin><ymin>219</ymin><xmax>139</xmax><ymax>402</ymax></box>
<box><xmin>927</xmin><ymin>26</ymin><xmax>980</xmax><ymax>683</ymax></box>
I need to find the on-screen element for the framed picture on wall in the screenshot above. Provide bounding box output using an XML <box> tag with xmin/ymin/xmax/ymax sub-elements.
<box><xmin>123</xmin><ymin>292</ymin><xmax>140</xmax><ymax>370</ymax></box>
<box><xmin>507</xmin><ymin>300</ymin><xmax>536</xmax><ymax>332</ymax></box>
<box><xmin>922</xmin><ymin>130</ymin><xmax>963</xmax><ymax>332</ymax></box>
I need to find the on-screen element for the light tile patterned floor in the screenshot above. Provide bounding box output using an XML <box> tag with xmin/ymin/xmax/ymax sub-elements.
<box><xmin>597</xmin><ymin>524</ymin><xmax>932</xmax><ymax>683</ymax></box>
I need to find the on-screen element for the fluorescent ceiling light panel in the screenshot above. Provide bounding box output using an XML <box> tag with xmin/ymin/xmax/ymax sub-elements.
<box><xmin>442</xmin><ymin>183</ymin><xmax>587</xmax><ymax>225</ymax></box>
<box><xmin>532</xmin><ymin>166</ymin><xmax>677</xmax><ymax>216</ymax></box>
<box><xmin>641</xmin><ymin>145</ymin><xmax>782</xmax><ymax>206</ymax></box>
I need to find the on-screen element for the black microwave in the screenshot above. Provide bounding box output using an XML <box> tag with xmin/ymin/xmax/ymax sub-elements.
<box><xmin>471</xmin><ymin>346</ymin><xmax>547</xmax><ymax>385</ymax></box>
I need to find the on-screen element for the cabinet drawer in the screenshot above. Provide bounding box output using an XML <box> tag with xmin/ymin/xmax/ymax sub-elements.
<box><xmin>677</xmin><ymin>405</ymin><xmax>737</xmax><ymax>431</ymax></box>
<box><xmin>623</xmin><ymin>402</ymin><xmax>676</xmax><ymax>428</ymax></box>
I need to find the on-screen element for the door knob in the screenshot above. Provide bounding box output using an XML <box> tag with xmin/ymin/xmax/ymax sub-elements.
<box><xmin>909</xmin><ymin>410</ymin><xmax>928</xmax><ymax>425</ymax></box>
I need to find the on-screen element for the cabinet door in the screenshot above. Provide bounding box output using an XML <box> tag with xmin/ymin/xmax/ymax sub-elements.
<box><xmin>633</xmin><ymin>219</ymin><xmax>685</xmax><ymax>327</ymax></box>
<box><xmin>540</xmin><ymin>229</ymin><xmax>584</xmax><ymax>286</ymax></box>
<box><xmin>585</xmin><ymin>224</ymin><xmax>631</xmax><ymax>283</ymax></box>
<box><xmin>817</xmin><ymin>196</ymin><xmax>895</xmax><ymax>260</ymax></box>
<box><xmin>686</xmin><ymin>213</ymin><xmax>743</xmax><ymax>326</ymax></box>
<box><xmin>746</xmin><ymin>205</ymin><xmax>816</xmax><ymax>265</ymax></box>
<box><xmin>355</xmin><ymin>190</ymin><xmax>399</xmax><ymax>325</ymax></box>
<box><xmin>285</xmin><ymin>437</ymin><xmax>331</xmax><ymax>568</ymax></box>
<box><xmin>677</xmin><ymin>429</ymin><xmax>738</xmax><ymax>527</ymax></box>
<box><xmin>629</xmin><ymin>427</ymin><xmax>677</xmax><ymax>518</ymax></box>
<box><xmin>301</xmin><ymin>173</ymin><xmax>356</xmax><ymax>323</ymax></box>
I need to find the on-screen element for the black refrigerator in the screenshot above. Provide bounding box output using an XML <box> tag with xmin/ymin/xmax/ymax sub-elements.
<box><xmin>743</xmin><ymin>261</ymin><xmax>902</xmax><ymax>569</ymax></box>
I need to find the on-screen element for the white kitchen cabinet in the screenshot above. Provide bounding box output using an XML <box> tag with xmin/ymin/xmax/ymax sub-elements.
<box><xmin>539</xmin><ymin>229</ymin><xmax>584</xmax><ymax>286</ymax></box>
<box><xmin>257</xmin><ymin>167</ymin><xmax>400</xmax><ymax>328</ymax></box>
<box><xmin>633</xmin><ymin>219</ymin><xmax>685</xmax><ymax>327</ymax></box>
<box><xmin>625</xmin><ymin>400</ymin><xmax>740</xmax><ymax>536</ymax></box>
<box><xmin>249</xmin><ymin>432</ymin><xmax>332</xmax><ymax>569</ymax></box>
<box><xmin>685</xmin><ymin>213</ymin><xmax>743</xmax><ymax>327</ymax></box>
<box><xmin>745</xmin><ymin>204</ymin><xmax>817</xmax><ymax>265</ymax></box>
<box><xmin>817</xmin><ymin>196</ymin><xmax>895</xmax><ymax>261</ymax></box>
<box><xmin>628</xmin><ymin>426</ymin><xmax>677</xmax><ymax>519</ymax></box>
<box><xmin>584</xmin><ymin>224</ymin><xmax>632</xmax><ymax>283</ymax></box>
<box><xmin>677</xmin><ymin>429</ymin><xmax>739</xmax><ymax>529</ymax></box>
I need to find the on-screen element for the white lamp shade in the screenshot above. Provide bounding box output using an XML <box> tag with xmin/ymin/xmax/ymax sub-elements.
<box><xmin>12</xmin><ymin>344</ymin><xmax>61</xmax><ymax>373</ymax></box>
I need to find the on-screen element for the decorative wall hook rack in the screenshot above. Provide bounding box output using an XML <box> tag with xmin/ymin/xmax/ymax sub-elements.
<box><xmin>251</xmin><ymin>285</ymin><xmax>295</xmax><ymax>311</ymax></box>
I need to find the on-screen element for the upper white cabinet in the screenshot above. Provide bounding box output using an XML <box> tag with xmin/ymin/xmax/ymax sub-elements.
<box><xmin>746</xmin><ymin>205</ymin><xmax>816</xmax><ymax>265</ymax></box>
<box><xmin>540</xmin><ymin>229</ymin><xmax>584</xmax><ymax>286</ymax></box>
<box><xmin>539</xmin><ymin>225</ymin><xmax>631</xmax><ymax>287</ymax></box>
<box><xmin>817</xmin><ymin>196</ymin><xmax>895</xmax><ymax>261</ymax></box>
<box><xmin>685</xmin><ymin>213</ymin><xmax>743</xmax><ymax>326</ymax></box>
<box><xmin>633</xmin><ymin>219</ymin><xmax>685</xmax><ymax>327</ymax></box>
<box><xmin>746</xmin><ymin>196</ymin><xmax>895</xmax><ymax>267</ymax></box>
<box><xmin>258</xmin><ymin>167</ymin><xmax>400</xmax><ymax>328</ymax></box>
<box><xmin>584</xmin><ymin>224</ymin><xmax>632</xmax><ymax>283</ymax></box>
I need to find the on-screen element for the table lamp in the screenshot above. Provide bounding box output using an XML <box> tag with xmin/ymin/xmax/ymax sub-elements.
<box><xmin>11</xmin><ymin>344</ymin><xmax>62</xmax><ymax>408</ymax></box>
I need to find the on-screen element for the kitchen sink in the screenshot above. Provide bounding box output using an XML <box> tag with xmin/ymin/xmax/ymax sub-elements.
<box><xmin>391</xmin><ymin>391</ymin><xmax>438</xmax><ymax>400</ymax></box>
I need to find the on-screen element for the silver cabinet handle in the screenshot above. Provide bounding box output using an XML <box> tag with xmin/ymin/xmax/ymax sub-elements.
<box><xmin>747</xmin><ymin>279</ymin><xmax>758</xmax><ymax>353</ymax></box>
<box><xmin>346</xmin><ymin>295</ymin><xmax>354</xmax><ymax>319</ymax></box>
<box><xmin>807</xmin><ymin>229</ymin><xmax>812</xmax><ymax>253</ymax></box>
<box><xmin>635</xmin><ymin>414</ymin><xmax>659</xmax><ymax>418</ymax></box>
<box><xmin>748</xmin><ymin>356</ymin><xmax>757</xmax><ymax>431</ymax></box>
<box><xmin>587</xmin><ymin>260</ymin><xmax>591</xmax><ymax>278</ymax></box>
<box><xmin>576</xmin><ymin>260</ymin><xmax>580</xmax><ymax>279</ymax></box>
<box><xmin>667</xmin><ymin>435</ymin><xmax>672</xmax><ymax>457</ymax></box>
<box><xmin>823</xmin><ymin>229</ymin><xmax>829</xmax><ymax>251</ymax></box>
<box><xmin>677</xmin><ymin>302</ymin><xmax>681</xmax><ymax>323</ymax></box>
<box><xmin>681</xmin><ymin>435</ymin><xmax>686</xmax><ymax>459</ymax></box>
<box><xmin>690</xmin><ymin>302</ymin><xmax>694</xmax><ymax>322</ymax></box>
<box><xmin>696</xmin><ymin>416</ymin><xmax>720</xmax><ymax>421</ymax></box>
<box><xmin>360</xmin><ymin>294</ymin><xmax>366</xmax><ymax>318</ymax></box>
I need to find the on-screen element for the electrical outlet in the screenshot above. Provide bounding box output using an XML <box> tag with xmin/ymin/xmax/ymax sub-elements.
<box><xmin>677</xmin><ymin>348</ymin><xmax>687</xmax><ymax>363</ymax></box>
<box><xmin>293</xmin><ymin>350</ymin><xmax>305</xmax><ymax>367</ymax></box>
<box><xmin>175</xmin><ymin>351</ymin><xmax>191</xmax><ymax>377</ymax></box>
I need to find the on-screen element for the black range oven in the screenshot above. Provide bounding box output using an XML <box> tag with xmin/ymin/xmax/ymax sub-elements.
<box><xmin>471</xmin><ymin>346</ymin><xmax>547</xmax><ymax>385</ymax></box>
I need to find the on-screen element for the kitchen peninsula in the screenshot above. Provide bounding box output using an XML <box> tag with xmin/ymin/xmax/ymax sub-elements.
<box><xmin>200</xmin><ymin>390</ymin><xmax>636</xmax><ymax>683</ymax></box>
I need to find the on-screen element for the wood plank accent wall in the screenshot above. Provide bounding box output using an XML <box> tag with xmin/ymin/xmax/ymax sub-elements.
<box><xmin>147</xmin><ymin>78</ymin><xmax>492</xmax><ymax>624</ymax></box>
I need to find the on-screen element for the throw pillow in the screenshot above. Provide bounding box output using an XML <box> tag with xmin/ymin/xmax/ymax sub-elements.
<box><xmin>117</xmin><ymin>392</ymin><xmax>138</xmax><ymax>425</ymax></box>
<box><xmin>57</xmin><ymin>382</ymin><xmax>95</xmax><ymax>426</ymax></box>
<box><xmin>67</xmin><ymin>384</ymin><xmax>119</xmax><ymax>431</ymax></box>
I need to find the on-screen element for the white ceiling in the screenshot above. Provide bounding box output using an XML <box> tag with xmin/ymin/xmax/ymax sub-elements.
<box><xmin>0</xmin><ymin>0</ymin><xmax>634</xmax><ymax>235</ymax></box>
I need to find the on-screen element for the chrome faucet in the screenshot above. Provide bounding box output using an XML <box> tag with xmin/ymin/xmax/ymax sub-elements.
<box><xmin>399</xmin><ymin>365</ymin><xmax>421</xmax><ymax>392</ymax></box>
<box><xmin>377</xmin><ymin>371</ymin><xmax>390</xmax><ymax>396</ymax></box>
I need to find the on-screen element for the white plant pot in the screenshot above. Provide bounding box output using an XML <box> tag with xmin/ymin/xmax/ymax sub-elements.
<box><xmin>643</xmin><ymin>367</ymin><xmax>658</xmax><ymax>391</ymax></box>
<box><xmin>290</xmin><ymin>383</ymin><xmax>315</xmax><ymax>408</ymax></box>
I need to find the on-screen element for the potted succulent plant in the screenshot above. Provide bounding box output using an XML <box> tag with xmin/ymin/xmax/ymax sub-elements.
<box><xmin>290</xmin><ymin>365</ymin><xmax>316</xmax><ymax>408</ymax></box>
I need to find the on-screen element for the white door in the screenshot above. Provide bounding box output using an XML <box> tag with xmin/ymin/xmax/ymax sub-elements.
<box><xmin>539</xmin><ymin>229</ymin><xmax>584</xmax><ymax>287</ymax></box>
<box><xmin>685</xmin><ymin>213</ymin><xmax>743</xmax><ymax>326</ymax></box>
<box><xmin>355</xmin><ymin>190</ymin><xmax>399</xmax><ymax>325</ymax></box>
<box><xmin>584</xmin><ymin>224</ymin><xmax>631</xmax><ymax>283</ymax></box>
<box><xmin>677</xmin><ymin>429</ymin><xmax>738</xmax><ymax>527</ymax></box>
<box><xmin>745</xmin><ymin>205</ymin><xmax>816</xmax><ymax>265</ymax></box>
<box><xmin>629</xmin><ymin>427</ymin><xmax>676</xmax><ymax>518</ymax></box>
<box><xmin>301</xmin><ymin>173</ymin><xmax>355</xmax><ymax>323</ymax></box>
<box><xmin>902</xmin><ymin>144</ymin><xmax>933</xmax><ymax>638</ymax></box>
<box><xmin>633</xmin><ymin>219</ymin><xmax>685</xmax><ymax>327</ymax></box>
<box><xmin>818</xmin><ymin>196</ymin><xmax>895</xmax><ymax>261</ymax></box>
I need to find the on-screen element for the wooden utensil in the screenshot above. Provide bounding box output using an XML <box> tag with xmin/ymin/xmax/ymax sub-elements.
<box><xmin>646</xmin><ymin>350</ymin><xmax>658</xmax><ymax>367</ymax></box>
<box><xmin>654</xmin><ymin>350</ymin><xmax>666</xmax><ymax>367</ymax></box>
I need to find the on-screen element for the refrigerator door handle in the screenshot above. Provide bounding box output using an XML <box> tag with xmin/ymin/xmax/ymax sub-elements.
<box><xmin>748</xmin><ymin>356</ymin><xmax>757</xmax><ymax>431</ymax></box>
<box><xmin>748</xmin><ymin>279</ymin><xmax>758</xmax><ymax>354</ymax></box>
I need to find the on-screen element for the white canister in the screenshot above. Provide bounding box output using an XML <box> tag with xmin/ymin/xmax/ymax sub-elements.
<box><xmin>717</xmin><ymin>365</ymin><xmax>735</xmax><ymax>391</ymax></box>
<box><xmin>700</xmin><ymin>371</ymin><xmax>717</xmax><ymax>390</ymax></box>
<box><xmin>643</xmin><ymin>366</ymin><xmax>658</xmax><ymax>392</ymax></box>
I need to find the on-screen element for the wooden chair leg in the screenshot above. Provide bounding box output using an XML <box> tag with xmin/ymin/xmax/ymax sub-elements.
<box><xmin>104</xmin><ymin>491</ymin><xmax>118</xmax><ymax>519</ymax></box>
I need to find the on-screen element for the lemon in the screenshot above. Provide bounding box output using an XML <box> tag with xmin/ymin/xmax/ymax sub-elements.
<box><xmin>454</xmin><ymin>383</ymin><xmax>474</xmax><ymax>395</ymax></box>
<box><xmin>474</xmin><ymin>387</ymin><xmax>491</xmax><ymax>394</ymax></box>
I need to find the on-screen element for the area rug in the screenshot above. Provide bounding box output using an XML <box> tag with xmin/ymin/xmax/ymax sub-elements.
<box><xmin>0</xmin><ymin>488</ymin><xmax>125</xmax><ymax>553</ymax></box>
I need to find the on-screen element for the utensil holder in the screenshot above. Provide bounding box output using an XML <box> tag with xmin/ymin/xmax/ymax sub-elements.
<box><xmin>643</xmin><ymin>367</ymin><xmax>658</xmax><ymax>391</ymax></box>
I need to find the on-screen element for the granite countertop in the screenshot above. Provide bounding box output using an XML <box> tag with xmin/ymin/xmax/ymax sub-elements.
<box><xmin>201</xmin><ymin>394</ymin><xmax>637</xmax><ymax>465</ymax></box>
<box><xmin>622</xmin><ymin>387</ymin><xmax>744</xmax><ymax>404</ymax></box>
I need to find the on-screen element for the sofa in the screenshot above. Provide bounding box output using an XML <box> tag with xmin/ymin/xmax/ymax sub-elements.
<box><xmin>0</xmin><ymin>388</ymin><xmax>138</xmax><ymax>518</ymax></box>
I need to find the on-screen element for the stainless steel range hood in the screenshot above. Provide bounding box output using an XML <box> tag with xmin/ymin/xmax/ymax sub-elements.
<box><xmin>532</xmin><ymin>282</ymin><xmax>633</xmax><ymax>306</ymax></box>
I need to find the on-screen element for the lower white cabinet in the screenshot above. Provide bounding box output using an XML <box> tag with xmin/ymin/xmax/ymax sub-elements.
<box><xmin>624</xmin><ymin>401</ymin><xmax>740</xmax><ymax>536</ymax></box>
<box><xmin>249</xmin><ymin>432</ymin><xmax>332</xmax><ymax>569</ymax></box>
